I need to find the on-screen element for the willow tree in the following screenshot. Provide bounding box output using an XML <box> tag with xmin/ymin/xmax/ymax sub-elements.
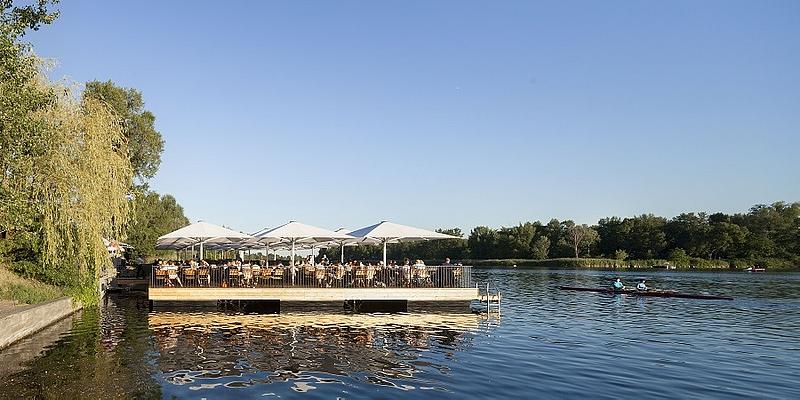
<box><xmin>31</xmin><ymin>82</ymin><xmax>133</xmax><ymax>298</ymax></box>
<box><xmin>1</xmin><ymin>22</ymin><xmax>133</xmax><ymax>301</ymax></box>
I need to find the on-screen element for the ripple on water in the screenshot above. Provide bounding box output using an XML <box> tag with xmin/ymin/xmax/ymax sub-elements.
<box><xmin>1</xmin><ymin>270</ymin><xmax>800</xmax><ymax>399</ymax></box>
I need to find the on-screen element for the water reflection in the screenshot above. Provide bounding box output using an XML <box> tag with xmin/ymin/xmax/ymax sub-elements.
<box><xmin>0</xmin><ymin>295</ymin><xmax>162</xmax><ymax>399</ymax></box>
<box><xmin>148</xmin><ymin>310</ymin><xmax>483</xmax><ymax>395</ymax></box>
<box><xmin>5</xmin><ymin>270</ymin><xmax>797</xmax><ymax>399</ymax></box>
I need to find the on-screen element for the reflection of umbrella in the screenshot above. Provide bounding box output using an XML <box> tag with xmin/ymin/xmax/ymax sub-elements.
<box><xmin>157</xmin><ymin>221</ymin><xmax>251</xmax><ymax>259</ymax></box>
<box><xmin>348</xmin><ymin>221</ymin><xmax>460</xmax><ymax>267</ymax></box>
<box><xmin>255</xmin><ymin>221</ymin><xmax>353</xmax><ymax>267</ymax></box>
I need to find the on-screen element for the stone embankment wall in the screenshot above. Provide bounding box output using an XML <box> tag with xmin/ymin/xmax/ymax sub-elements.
<box><xmin>0</xmin><ymin>297</ymin><xmax>81</xmax><ymax>350</ymax></box>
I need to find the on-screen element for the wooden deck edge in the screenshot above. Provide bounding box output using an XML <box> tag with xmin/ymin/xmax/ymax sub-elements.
<box><xmin>148</xmin><ymin>287</ymin><xmax>479</xmax><ymax>302</ymax></box>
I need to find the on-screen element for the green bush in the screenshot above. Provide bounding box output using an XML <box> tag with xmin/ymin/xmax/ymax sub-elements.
<box><xmin>0</xmin><ymin>283</ymin><xmax>63</xmax><ymax>305</ymax></box>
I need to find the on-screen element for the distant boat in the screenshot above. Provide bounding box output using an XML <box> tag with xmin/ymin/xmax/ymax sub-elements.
<box><xmin>744</xmin><ymin>267</ymin><xmax>766</xmax><ymax>272</ymax></box>
<box><xmin>558</xmin><ymin>286</ymin><xmax>734</xmax><ymax>300</ymax></box>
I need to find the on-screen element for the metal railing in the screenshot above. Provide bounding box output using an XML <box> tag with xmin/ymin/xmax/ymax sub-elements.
<box><xmin>150</xmin><ymin>265</ymin><xmax>473</xmax><ymax>289</ymax></box>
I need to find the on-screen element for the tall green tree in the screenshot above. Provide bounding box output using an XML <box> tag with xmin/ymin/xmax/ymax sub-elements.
<box><xmin>665</xmin><ymin>213</ymin><xmax>710</xmax><ymax>258</ymax></box>
<box><xmin>83</xmin><ymin>81</ymin><xmax>164</xmax><ymax>183</ymax></box>
<box><xmin>467</xmin><ymin>226</ymin><xmax>497</xmax><ymax>259</ymax></box>
<box><xmin>596</xmin><ymin>217</ymin><xmax>630</xmax><ymax>257</ymax></box>
<box><xmin>565</xmin><ymin>224</ymin><xmax>599</xmax><ymax>258</ymax></box>
<box><xmin>125</xmin><ymin>192</ymin><xmax>189</xmax><ymax>260</ymax></box>
<box><xmin>531</xmin><ymin>236</ymin><xmax>550</xmax><ymax>259</ymax></box>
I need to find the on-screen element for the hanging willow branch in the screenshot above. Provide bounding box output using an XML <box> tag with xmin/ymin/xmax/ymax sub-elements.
<box><xmin>27</xmin><ymin>73</ymin><xmax>133</xmax><ymax>292</ymax></box>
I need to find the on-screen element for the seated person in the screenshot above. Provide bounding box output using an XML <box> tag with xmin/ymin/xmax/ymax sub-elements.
<box><xmin>612</xmin><ymin>278</ymin><xmax>625</xmax><ymax>290</ymax></box>
<box><xmin>636</xmin><ymin>280</ymin><xmax>648</xmax><ymax>291</ymax></box>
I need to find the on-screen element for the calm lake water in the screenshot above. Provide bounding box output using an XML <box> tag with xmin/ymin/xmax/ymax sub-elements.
<box><xmin>1</xmin><ymin>269</ymin><xmax>799</xmax><ymax>399</ymax></box>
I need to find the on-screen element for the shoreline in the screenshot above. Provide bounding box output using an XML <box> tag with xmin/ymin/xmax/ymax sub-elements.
<box><xmin>0</xmin><ymin>296</ymin><xmax>82</xmax><ymax>350</ymax></box>
<box><xmin>458</xmin><ymin>258</ymin><xmax>798</xmax><ymax>271</ymax></box>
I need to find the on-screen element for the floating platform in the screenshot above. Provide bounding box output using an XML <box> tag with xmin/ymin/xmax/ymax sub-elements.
<box><xmin>148</xmin><ymin>287</ymin><xmax>478</xmax><ymax>302</ymax></box>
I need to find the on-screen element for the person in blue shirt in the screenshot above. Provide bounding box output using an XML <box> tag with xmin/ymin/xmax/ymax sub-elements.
<box><xmin>612</xmin><ymin>278</ymin><xmax>625</xmax><ymax>290</ymax></box>
<box><xmin>636</xmin><ymin>280</ymin><xmax>648</xmax><ymax>291</ymax></box>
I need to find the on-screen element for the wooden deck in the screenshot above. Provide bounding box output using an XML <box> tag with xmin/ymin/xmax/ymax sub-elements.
<box><xmin>148</xmin><ymin>287</ymin><xmax>479</xmax><ymax>302</ymax></box>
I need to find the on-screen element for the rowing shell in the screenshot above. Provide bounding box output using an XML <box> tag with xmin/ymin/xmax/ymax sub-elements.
<box><xmin>558</xmin><ymin>286</ymin><xmax>734</xmax><ymax>301</ymax></box>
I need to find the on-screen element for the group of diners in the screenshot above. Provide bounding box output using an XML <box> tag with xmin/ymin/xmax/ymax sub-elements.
<box><xmin>151</xmin><ymin>257</ymin><xmax>463</xmax><ymax>289</ymax></box>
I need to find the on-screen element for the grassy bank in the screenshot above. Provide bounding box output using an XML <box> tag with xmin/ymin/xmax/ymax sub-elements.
<box><xmin>0</xmin><ymin>266</ymin><xmax>65</xmax><ymax>305</ymax></box>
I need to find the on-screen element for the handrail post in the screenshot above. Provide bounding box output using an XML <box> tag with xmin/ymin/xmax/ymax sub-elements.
<box><xmin>487</xmin><ymin>282</ymin><xmax>490</xmax><ymax>314</ymax></box>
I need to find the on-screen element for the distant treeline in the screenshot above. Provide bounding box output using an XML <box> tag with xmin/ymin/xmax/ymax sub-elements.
<box><xmin>321</xmin><ymin>202</ymin><xmax>800</xmax><ymax>268</ymax></box>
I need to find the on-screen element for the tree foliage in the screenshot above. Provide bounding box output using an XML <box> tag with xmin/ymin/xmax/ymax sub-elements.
<box><xmin>125</xmin><ymin>192</ymin><xmax>189</xmax><ymax>259</ymax></box>
<box><xmin>0</xmin><ymin>42</ymin><xmax>133</xmax><ymax>299</ymax></box>
<box><xmin>1</xmin><ymin>1</ymin><xmax>59</xmax><ymax>38</ymax></box>
<box><xmin>323</xmin><ymin>202</ymin><xmax>799</xmax><ymax>267</ymax></box>
<box><xmin>83</xmin><ymin>81</ymin><xmax>164</xmax><ymax>183</ymax></box>
<box><xmin>0</xmin><ymin>1</ymin><xmax>187</xmax><ymax>304</ymax></box>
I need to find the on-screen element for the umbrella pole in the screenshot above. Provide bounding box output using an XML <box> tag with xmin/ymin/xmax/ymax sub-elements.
<box><xmin>265</xmin><ymin>243</ymin><xmax>270</xmax><ymax>267</ymax></box>
<box><xmin>291</xmin><ymin>239</ymin><xmax>296</xmax><ymax>287</ymax></box>
<box><xmin>341</xmin><ymin>243</ymin><xmax>344</xmax><ymax>264</ymax></box>
<box><xmin>291</xmin><ymin>240</ymin><xmax>295</xmax><ymax>268</ymax></box>
<box><xmin>383</xmin><ymin>240</ymin><xmax>387</xmax><ymax>268</ymax></box>
<box><xmin>200</xmin><ymin>240</ymin><xmax>204</xmax><ymax>260</ymax></box>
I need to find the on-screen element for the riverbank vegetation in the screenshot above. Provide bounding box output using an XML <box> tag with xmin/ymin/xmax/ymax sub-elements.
<box><xmin>322</xmin><ymin>201</ymin><xmax>799</xmax><ymax>270</ymax></box>
<box><xmin>0</xmin><ymin>266</ymin><xmax>63</xmax><ymax>305</ymax></box>
<box><xmin>0</xmin><ymin>1</ymin><xmax>188</xmax><ymax>304</ymax></box>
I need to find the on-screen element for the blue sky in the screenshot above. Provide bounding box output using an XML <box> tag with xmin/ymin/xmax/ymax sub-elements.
<box><xmin>29</xmin><ymin>1</ymin><xmax>800</xmax><ymax>234</ymax></box>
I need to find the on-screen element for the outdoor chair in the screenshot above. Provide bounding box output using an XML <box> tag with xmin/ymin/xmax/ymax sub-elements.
<box><xmin>354</xmin><ymin>267</ymin><xmax>367</xmax><ymax>287</ymax></box>
<box><xmin>228</xmin><ymin>268</ymin><xmax>240</xmax><ymax>287</ymax></box>
<box><xmin>154</xmin><ymin>267</ymin><xmax>168</xmax><ymax>287</ymax></box>
<box><xmin>249</xmin><ymin>267</ymin><xmax>260</xmax><ymax>287</ymax></box>
<box><xmin>303</xmin><ymin>266</ymin><xmax>315</xmax><ymax>286</ymax></box>
<box><xmin>183</xmin><ymin>268</ymin><xmax>196</xmax><ymax>286</ymax></box>
<box><xmin>315</xmin><ymin>267</ymin><xmax>327</xmax><ymax>287</ymax></box>
<box><xmin>257</xmin><ymin>267</ymin><xmax>272</xmax><ymax>286</ymax></box>
<box><xmin>365</xmin><ymin>266</ymin><xmax>376</xmax><ymax>287</ymax></box>
<box><xmin>242</xmin><ymin>266</ymin><xmax>253</xmax><ymax>287</ymax></box>
<box><xmin>197</xmin><ymin>267</ymin><xmax>210</xmax><ymax>287</ymax></box>
<box><xmin>414</xmin><ymin>268</ymin><xmax>431</xmax><ymax>287</ymax></box>
<box><xmin>451</xmin><ymin>267</ymin><xmax>462</xmax><ymax>287</ymax></box>
<box><xmin>167</xmin><ymin>269</ymin><xmax>182</xmax><ymax>287</ymax></box>
<box><xmin>271</xmin><ymin>267</ymin><xmax>285</xmax><ymax>287</ymax></box>
<box><xmin>332</xmin><ymin>266</ymin><xmax>346</xmax><ymax>288</ymax></box>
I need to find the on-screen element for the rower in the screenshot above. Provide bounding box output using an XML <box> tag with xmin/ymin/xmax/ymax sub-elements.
<box><xmin>636</xmin><ymin>280</ymin><xmax>648</xmax><ymax>291</ymax></box>
<box><xmin>613</xmin><ymin>278</ymin><xmax>624</xmax><ymax>290</ymax></box>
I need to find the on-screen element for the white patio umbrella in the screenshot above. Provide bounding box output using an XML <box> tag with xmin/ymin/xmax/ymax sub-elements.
<box><xmin>157</xmin><ymin>221</ymin><xmax>252</xmax><ymax>259</ymax></box>
<box><xmin>347</xmin><ymin>221</ymin><xmax>461</xmax><ymax>268</ymax></box>
<box><xmin>254</xmin><ymin>221</ymin><xmax>353</xmax><ymax>268</ymax></box>
<box><xmin>326</xmin><ymin>227</ymin><xmax>377</xmax><ymax>263</ymax></box>
<box><xmin>251</xmin><ymin>227</ymin><xmax>286</xmax><ymax>266</ymax></box>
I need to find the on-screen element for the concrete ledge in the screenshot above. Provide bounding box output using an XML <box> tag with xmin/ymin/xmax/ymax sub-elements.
<box><xmin>0</xmin><ymin>297</ymin><xmax>81</xmax><ymax>350</ymax></box>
